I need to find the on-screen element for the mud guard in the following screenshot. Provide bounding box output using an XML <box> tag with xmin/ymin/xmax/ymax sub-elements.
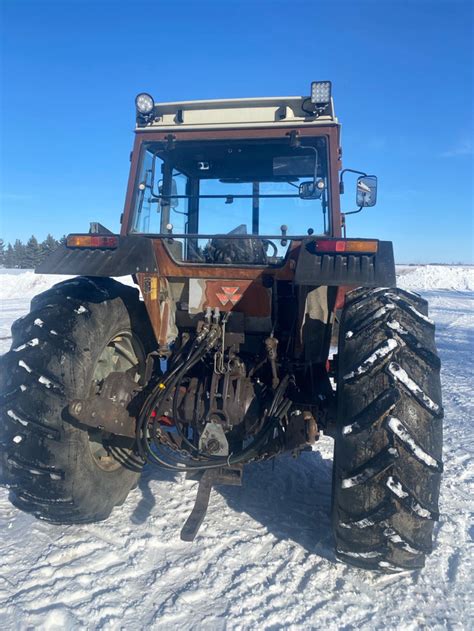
<box><xmin>294</xmin><ymin>238</ymin><xmax>396</xmax><ymax>287</ymax></box>
<box><xmin>36</xmin><ymin>235</ymin><xmax>157</xmax><ymax>277</ymax></box>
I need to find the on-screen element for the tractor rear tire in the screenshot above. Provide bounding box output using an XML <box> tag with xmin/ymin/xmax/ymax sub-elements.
<box><xmin>0</xmin><ymin>276</ymin><xmax>154</xmax><ymax>524</ymax></box>
<box><xmin>332</xmin><ymin>287</ymin><xmax>443</xmax><ymax>572</ymax></box>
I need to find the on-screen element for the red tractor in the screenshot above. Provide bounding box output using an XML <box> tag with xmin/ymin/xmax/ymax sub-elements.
<box><xmin>0</xmin><ymin>82</ymin><xmax>443</xmax><ymax>572</ymax></box>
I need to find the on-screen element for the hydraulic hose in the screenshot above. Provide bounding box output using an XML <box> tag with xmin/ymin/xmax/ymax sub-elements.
<box><xmin>136</xmin><ymin>328</ymin><xmax>218</xmax><ymax>467</ymax></box>
<box><xmin>136</xmin><ymin>328</ymin><xmax>290</xmax><ymax>472</ymax></box>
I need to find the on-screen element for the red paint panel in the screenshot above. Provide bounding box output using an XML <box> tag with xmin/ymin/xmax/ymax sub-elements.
<box><xmin>204</xmin><ymin>280</ymin><xmax>271</xmax><ymax>316</ymax></box>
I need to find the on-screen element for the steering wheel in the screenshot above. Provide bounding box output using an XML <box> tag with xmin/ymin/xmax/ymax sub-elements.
<box><xmin>205</xmin><ymin>237</ymin><xmax>278</xmax><ymax>264</ymax></box>
<box><xmin>261</xmin><ymin>239</ymin><xmax>278</xmax><ymax>258</ymax></box>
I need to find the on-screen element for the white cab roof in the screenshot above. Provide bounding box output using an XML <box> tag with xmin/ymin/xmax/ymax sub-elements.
<box><xmin>137</xmin><ymin>96</ymin><xmax>338</xmax><ymax>131</ymax></box>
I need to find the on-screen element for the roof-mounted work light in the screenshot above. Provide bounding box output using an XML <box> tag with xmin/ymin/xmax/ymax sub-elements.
<box><xmin>135</xmin><ymin>93</ymin><xmax>154</xmax><ymax>116</ymax></box>
<box><xmin>302</xmin><ymin>81</ymin><xmax>332</xmax><ymax>118</ymax></box>
<box><xmin>310</xmin><ymin>81</ymin><xmax>331</xmax><ymax>105</ymax></box>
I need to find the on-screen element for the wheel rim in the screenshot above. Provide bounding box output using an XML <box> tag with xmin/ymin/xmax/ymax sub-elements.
<box><xmin>88</xmin><ymin>330</ymin><xmax>145</xmax><ymax>472</ymax></box>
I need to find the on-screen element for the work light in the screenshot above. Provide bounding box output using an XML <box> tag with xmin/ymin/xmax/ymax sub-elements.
<box><xmin>310</xmin><ymin>81</ymin><xmax>331</xmax><ymax>105</ymax></box>
<box><xmin>135</xmin><ymin>93</ymin><xmax>154</xmax><ymax>115</ymax></box>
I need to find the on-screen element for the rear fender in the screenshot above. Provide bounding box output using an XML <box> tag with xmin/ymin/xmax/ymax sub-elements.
<box><xmin>35</xmin><ymin>235</ymin><xmax>157</xmax><ymax>277</ymax></box>
<box><xmin>294</xmin><ymin>238</ymin><xmax>396</xmax><ymax>288</ymax></box>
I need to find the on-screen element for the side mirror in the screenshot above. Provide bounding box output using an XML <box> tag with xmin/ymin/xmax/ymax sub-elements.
<box><xmin>356</xmin><ymin>175</ymin><xmax>377</xmax><ymax>207</ymax></box>
<box><xmin>299</xmin><ymin>179</ymin><xmax>325</xmax><ymax>200</ymax></box>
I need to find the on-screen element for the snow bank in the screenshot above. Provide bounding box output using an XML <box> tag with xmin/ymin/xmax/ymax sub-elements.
<box><xmin>0</xmin><ymin>270</ymin><xmax>74</xmax><ymax>300</ymax></box>
<box><xmin>0</xmin><ymin>269</ymin><xmax>136</xmax><ymax>300</ymax></box>
<box><xmin>397</xmin><ymin>265</ymin><xmax>474</xmax><ymax>291</ymax></box>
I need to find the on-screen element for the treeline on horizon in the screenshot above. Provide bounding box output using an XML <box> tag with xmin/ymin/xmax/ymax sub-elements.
<box><xmin>0</xmin><ymin>235</ymin><xmax>64</xmax><ymax>269</ymax></box>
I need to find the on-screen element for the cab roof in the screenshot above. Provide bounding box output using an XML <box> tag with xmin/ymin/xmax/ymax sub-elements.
<box><xmin>135</xmin><ymin>95</ymin><xmax>338</xmax><ymax>132</ymax></box>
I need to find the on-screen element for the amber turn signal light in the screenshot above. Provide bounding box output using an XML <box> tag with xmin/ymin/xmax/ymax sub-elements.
<box><xmin>66</xmin><ymin>235</ymin><xmax>119</xmax><ymax>249</ymax></box>
<box><xmin>314</xmin><ymin>239</ymin><xmax>378</xmax><ymax>253</ymax></box>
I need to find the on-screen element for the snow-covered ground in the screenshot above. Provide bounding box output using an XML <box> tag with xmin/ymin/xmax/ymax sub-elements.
<box><xmin>0</xmin><ymin>266</ymin><xmax>473</xmax><ymax>630</ymax></box>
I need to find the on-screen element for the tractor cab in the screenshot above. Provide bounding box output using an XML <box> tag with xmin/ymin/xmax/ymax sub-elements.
<box><xmin>123</xmin><ymin>84</ymin><xmax>341</xmax><ymax>267</ymax></box>
<box><xmin>129</xmin><ymin>134</ymin><xmax>331</xmax><ymax>265</ymax></box>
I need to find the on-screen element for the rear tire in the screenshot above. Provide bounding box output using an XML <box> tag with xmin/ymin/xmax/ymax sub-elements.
<box><xmin>0</xmin><ymin>276</ymin><xmax>155</xmax><ymax>524</ymax></box>
<box><xmin>332</xmin><ymin>287</ymin><xmax>443</xmax><ymax>572</ymax></box>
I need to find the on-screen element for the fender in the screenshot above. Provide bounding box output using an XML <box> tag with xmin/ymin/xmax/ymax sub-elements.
<box><xmin>294</xmin><ymin>238</ymin><xmax>396</xmax><ymax>287</ymax></box>
<box><xmin>36</xmin><ymin>235</ymin><xmax>158</xmax><ymax>277</ymax></box>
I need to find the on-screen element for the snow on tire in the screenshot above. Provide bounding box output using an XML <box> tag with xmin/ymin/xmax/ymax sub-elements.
<box><xmin>332</xmin><ymin>287</ymin><xmax>443</xmax><ymax>572</ymax></box>
<box><xmin>0</xmin><ymin>276</ymin><xmax>154</xmax><ymax>524</ymax></box>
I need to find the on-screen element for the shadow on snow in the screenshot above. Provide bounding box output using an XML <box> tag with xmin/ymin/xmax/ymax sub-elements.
<box><xmin>132</xmin><ymin>447</ymin><xmax>336</xmax><ymax>563</ymax></box>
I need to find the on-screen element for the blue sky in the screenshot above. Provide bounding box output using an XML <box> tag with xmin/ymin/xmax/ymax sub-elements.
<box><xmin>1</xmin><ymin>0</ymin><xmax>472</xmax><ymax>263</ymax></box>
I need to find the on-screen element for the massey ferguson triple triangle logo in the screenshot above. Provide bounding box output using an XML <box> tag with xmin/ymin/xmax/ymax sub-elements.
<box><xmin>201</xmin><ymin>279</ymin><xmax>253</xmax><ymax>311</ymax></box>
<box><xmin>216</xmin><ymin>286</ymin><xmax>242</xmax><ymax>306</ymax></box>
